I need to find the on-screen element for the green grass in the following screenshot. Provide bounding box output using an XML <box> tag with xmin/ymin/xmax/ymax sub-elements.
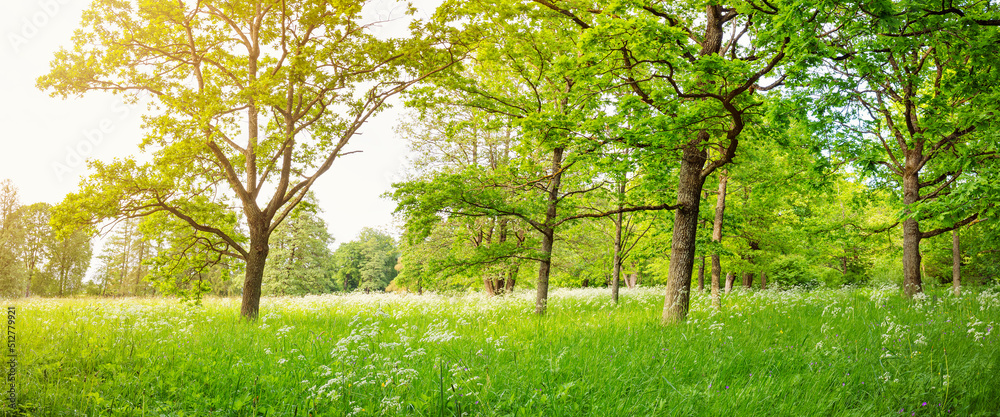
<box><xmin>5</xmin><ymin>285</ymin><xmax>1000</xmax><ymax>416</ymax></box>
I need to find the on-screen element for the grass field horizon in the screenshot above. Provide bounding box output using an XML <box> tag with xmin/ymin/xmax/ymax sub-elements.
<box><xmin>6</xmin><ymin>285</ymin><xmax>1000</xmax><ymax>416</ymax></box>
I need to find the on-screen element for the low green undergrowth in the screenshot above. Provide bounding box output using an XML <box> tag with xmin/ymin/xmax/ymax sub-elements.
<box><xmin>5</xmin><ymin>285</ymin><xmax>1000</xmax><ymax>416</ymax></box>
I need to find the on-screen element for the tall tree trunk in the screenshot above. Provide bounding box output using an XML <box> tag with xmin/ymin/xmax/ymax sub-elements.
<box><xmin>136</xmin><ymin>240</ymin><xmax>146</xmax><ymax>296</ymax></box>
<box><xmin>241</xmin><ymin>223</ymin><xmax>270</xmax><ymax>320</ymax></box>
<box><xmin>120</xmin><ymin>227</ymin><xmax>131</xmax><ymax>296</ymax></box>
<box><xmin>697</xmin><ymin>255</ymin><xmax>706</xmax><ymax>292</ymax></box>
<box><xmin>901</xmin><ymin>168</ymin><xmax>923</xmax><ymax>297</ymax></box>
<box><xmin>711</xmin><ymin>255</ymin><xmax>722</xmax><ymax>302</ymax></box>
<box><xmin>535</xmin><ymin>147</ymin><xmax>564</xmax><ymax>315</ymax></box>
<box><xmin>611</xmin><ymin>196</ymin><xmax>624</xmax><ymax>304</ymax></box>
<box><xmin>25</xmin><ymin>255</ymin><xmax>35</xmax><ymax>298</ymax></box>
<box><xmin>710</xmin><ymin>171</ymin><xmax>728</xmax><ymax>309</ymax></box>
<box><xmin>662</xmin><ymin>5</ymin><xmax>726</xmax><ymax>323</ymax></box>
<box><xmin>663</xmin><ymin>137</ymin><xmax>708</xmax><ymax>323</ymax></box>
<box><xmin>953</xmin><ymin>228</ymin><xmax>961</xmax><ymax>297</ymax></box>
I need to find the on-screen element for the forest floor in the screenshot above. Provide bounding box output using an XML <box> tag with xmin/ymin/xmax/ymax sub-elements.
<box><xmin>6</xmin><ymin>285</ymin><xmax>1000</xmax><ymax>416</ymax></box>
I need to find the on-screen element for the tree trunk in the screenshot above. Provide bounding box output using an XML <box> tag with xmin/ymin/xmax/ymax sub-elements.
<box><xmin>697</xmin><ymin>255</ymin><xmax>706</xmax><ymax>292</ymax></box>
<box><xmin>760</xmin><ymin>271</ymin><xmax>767</xmax><ymax>290</ymax></box>
<box><xmin>710</xmin><ymin>171</ymin><xmax>728</xmax><ymax>309</ymax></box>
<box><xmin>119</xmin><ymin>233</ymin><xmax>130</xmax><ymax>296</ymax></box>
<box><xmin>136</xmin><ymin>239</ymin><xmax>146</xmax><ymax>296</ymax></box>
<box><xmin>901</xmin><ymin>168</ymin><xmax>923</xmax><ymax>297</ymax></box>
<box><xmin>611</xmin><ymin>202</ymin><xmax>624</xmax><ymax>304</ymax></box>
<box><xmin>742</xmin><ymin>272</ymin><xmax>753</xmax><ymax>289</ymax></box>
<box><xmin>662</xmin><ymin>5</ymin><xmax>725</xmax><ymax>323</ymax></box>
<box><xmin>662</xmin><ymin>137</ymin><xmax>708</xmax><ymax>323</ymax></box>
<box><xmin>484</xmin><ymin>277</ymin><xmax>496</xmax><ymax>296</ymax></box>
<box><xmin>534</xmin><ymin>147</ymin><xmax>564</xmax><ymax>315</ymax></box>
<box><xmin>535</xmin><ymin>229</ymin><xmax>555</xmax><ymax>314</ymax></box>
<box><xmin>952</xmin><ymin>228</ymin><xmax>961</xmax><ymax>297</ymax></box>
<box><xmin>710</xmin><ymin>255</ymin><xmax>722</xmax><ymax>305</ymax></box>
<box><xmin>25</xmin><ymin>266</ymin><xmax>33</xmax><ymax>298</ymax></box>
<box><xmin>240</xmin><ymin>225</ymin><xmax>270</xmax><ymax>320</ymax></box>
<box><xmin>724</xmin><ymin>272</ymin><xmax>734</xmax><ymax>294</ymax></box>
<box><xmin>506</xmin><ymin>265</ymin><xmax>518</xmax><ymax>293</ymax></box>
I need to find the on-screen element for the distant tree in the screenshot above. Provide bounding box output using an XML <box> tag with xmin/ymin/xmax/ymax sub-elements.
<box><xmin>392</xmin><ymin>106</ymin><xmax>531</xmax><ymax>295</ymax></box>
<box><xmin>45</xmin><ymin>229</ymin><xmax>92</xmax><ymax>296</ymax></box>
<box><xmin>333</xmin><ymin>228</ymin><xmax>398</xmax><ymax>292</ymax></box>
<box><xmin>332</xmin><ymin>241</ymin><xmax>363</xmax><ymax>292</ymax></box>
<box><xmin>0</xmin><ymin>180</ymin><xmax>26</xmax><ymax>297</ymax></box>
<box><xmin>94</xmin><ymin>218</ymin><xmax>153</xmax><ymax>296</ymax></box>
<box><xmin>262</xmin><ymin>196</ymin><xmax>335</xmax><ymax>296</ymax></box>
<box><xmin>0</xmin><ymin>184</ymin><xmax>94</xmax><ymax>298</ymax></box>
<box><xmin>551</xmin><ymin>218</ymin><xmax>612</xmax><ymax>288</ymax></box>
<box><xmin>17</xmin><ymin>203</ymin><xmax>51</xmax><ymax>297</ymax></box>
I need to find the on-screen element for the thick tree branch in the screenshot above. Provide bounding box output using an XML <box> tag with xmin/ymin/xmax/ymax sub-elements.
<box><xmin>921</xmin><ymin>214</ymin><xmax>980</xmax><ymax>239</ymax></box>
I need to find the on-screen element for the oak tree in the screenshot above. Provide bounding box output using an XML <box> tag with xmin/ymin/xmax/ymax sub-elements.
<box><xmin>40</xmin><ymin>0</ymin><xmax>460</xmax><ymax>318</ymax></box>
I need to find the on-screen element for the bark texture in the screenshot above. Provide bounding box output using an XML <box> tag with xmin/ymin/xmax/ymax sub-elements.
<box><xmin>535</xmin><ymin>229</ymin><xmax>555</xmax><ymax>314</ymax></box>
<box><xmin>662</xmin><ymin>139</ymin><xmax>708</xmax><ymax>323</ymax></box>
<box><xmin>901</xmin><ymin>167</ymin><xmax>923</xmax><ymax>297</ymax></box>
<box><xmin>240</xmin><ymin>225</ymin><xmax>269</xmax><ymax>320</ymax></box>
<box><xmin>484</xmin><ymin>277</ymin><xmax>498</xmax><ymax>296</ymax></box>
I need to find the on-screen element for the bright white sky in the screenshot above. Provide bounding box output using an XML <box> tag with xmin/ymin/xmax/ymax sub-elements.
<box><xmin>0</xmin><ymin>0</ymin><xmax>442</xmax><ymax>257</ymax></box>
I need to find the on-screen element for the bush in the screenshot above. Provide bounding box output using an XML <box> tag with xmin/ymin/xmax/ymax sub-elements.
<box><xmin>768</xmin><ymin>254</ymin><xmax>821</xmax><ymax>289</ymax></box>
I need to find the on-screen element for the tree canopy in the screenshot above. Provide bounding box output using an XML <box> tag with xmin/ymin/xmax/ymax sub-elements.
<box><xmin>26</xmin><ymin>0</ymin><xmax>1000</xmax><ymax>323</ymax></box>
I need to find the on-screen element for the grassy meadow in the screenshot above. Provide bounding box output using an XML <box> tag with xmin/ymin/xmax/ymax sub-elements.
<box><xmin>5</xmin><ymin>286</ymin><xmax>1000</xmax><ymax>416</ymax></box>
